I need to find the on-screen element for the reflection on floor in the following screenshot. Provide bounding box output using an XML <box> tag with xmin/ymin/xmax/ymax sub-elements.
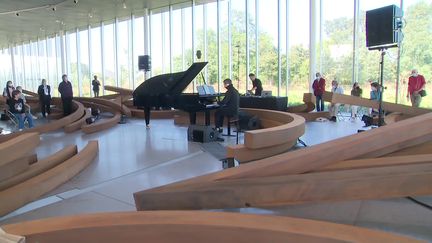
<box><xmin>0</xmin><ymin>117</ymin><xmax>431</xmax><ymax>241</ymax></box>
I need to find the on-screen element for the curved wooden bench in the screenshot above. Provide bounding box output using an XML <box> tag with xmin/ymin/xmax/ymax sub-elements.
<box><xmin>78</xmin><ymin>99</ymin><xmax>121</xmax><ymax>134</ymax></box>
<box><xmin>227</xmin><ymin>108</ymin><xmax>305</xmax><ymax>163</ymax></box>
<box><xmin>0</xmin><ymin>154</ymin><xmax>36</xmax><ymax>181</ymax></box>
<box><xmin>75</xmin><ymin>97</ymin><xmax>132</xmax><ymax>117</ymax></box>
<box><xmin>0</xmin><ymin>133</ymin><xmax>40</xmax><ymax>167</ymax></box>
<box><xmin>0</xmin><ymin>145</ymin><xmax>78</xmax><ymax>191</ymax></box>
<box><xmin>0</xmin><ymin>141</ymin><xmax>98</xmax><ymax>216</ymax></box>
<box><xmin>0</xmin><ymin>100</ymin><xmax>85</xmax><ymax>143</ymax></box>
<box><xmin>1</xmin><ymin>211</ymin><xmax>420</xmax><ymax>243</ymax></box>
<box><xmin>64</xmin><ymin>109</ymin><xmax>91</xmax><ymax>133</ymax></box>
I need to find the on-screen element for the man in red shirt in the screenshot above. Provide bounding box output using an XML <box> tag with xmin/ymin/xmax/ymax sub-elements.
<box><xmin>312</xmin><ymin>72</ymin><xmax>326</xmax><ymax>111</ymax></box>
<box><xmin>407</xmin><ymin>69</ymin><xmax>426</xmax><ymax>107</ymax></box>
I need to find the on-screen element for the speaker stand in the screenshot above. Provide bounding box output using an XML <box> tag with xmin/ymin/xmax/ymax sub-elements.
<box><xmin>377</xmin><ymin>48</ymin><xmax>386</xmax><ymax>127</ymax></box>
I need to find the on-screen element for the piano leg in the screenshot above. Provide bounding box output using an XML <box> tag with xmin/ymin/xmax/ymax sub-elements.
<box><xmin>205</xmin><ymin>110</ymin><xmax>211</xmax><ymax>126</ymax></box>
<box><xmin>189</xmin><ymin>112</ymin><xmax>197</xmax><ymax>125</ymax></box>
<box><xmin>144</xmin><ymin>107</ymin><xmax>151</xmax><ymax>125</ymax></box>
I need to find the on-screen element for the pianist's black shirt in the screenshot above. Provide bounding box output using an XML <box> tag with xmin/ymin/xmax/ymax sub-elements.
<box><xmin>252</xmin><ymin>78</ymin><xmax>263</xmax><ymax>96</ymax></box>
<box><xmin>218</xmin><ymin>84</ymin><xmax>239</xmax><ymax>115</ymax></box>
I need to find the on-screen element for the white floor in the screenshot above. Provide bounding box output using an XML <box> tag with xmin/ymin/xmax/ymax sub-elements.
<box><xmin>0</xmin><ymin>116</ymin><xmax>431</xmax><ymax>241</ymax></box>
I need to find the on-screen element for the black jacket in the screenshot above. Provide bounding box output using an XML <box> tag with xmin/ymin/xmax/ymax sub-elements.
<box><xmin>219</xmin><ymin>84</ymin><xmax>239</xmax><ymax>115</ymax></box>
<box><xmin>38</xmin><ymin>85</ymin><xmax>51</xmax><ymax>100</ymax></box>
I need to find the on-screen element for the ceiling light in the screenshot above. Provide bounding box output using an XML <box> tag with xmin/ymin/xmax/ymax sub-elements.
<box><xmin>88</xmin><ymin>13</ymin><xmax>93</xmax><ymax>18</ymax></box>
<box><xmin>52</xmin><ymin>6</ymin><xmax>56</xmax><ymax>11</ymax></box>
<box><xmin>74</xmin><ymin>0</ymin><xmax>78</xmax><ymax>3</ymax></box>
<box><xmin>122</xmin><ymin>1</ymin><xmax>127</xmax><ymax>9</ymax></box>
<box><xmin>15</xmin><ymin>12</ymin><xmax>19</xmax><ymax>16</ymax></box>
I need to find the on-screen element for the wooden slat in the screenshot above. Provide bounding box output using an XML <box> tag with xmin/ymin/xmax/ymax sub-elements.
<box><xmin>64</xmin><ymin>109</ymin><xmax>91</xmax><ymax>133</ymax></box>
<box><xmin>130</xmin><ymin>108</ymin><xmax>178</xmax><ymax>119</ymax></box>
<box><xmin>138</xmin><ymin>113</ymin><xmax>432</xmax><ymax>196</ymax></box>
<box><xmin>81</xmin><ymin>112</ymin><xmax>121</xmax><ymax>134</ymax></box>
<box><xmin>2</xmin><ymin>211</ymin><xmax>421</xmax><ymax>243</ymax></box>
<box><xmin>75</xmin><ymin>97</ymin><xmax>132</xmax><ymax>117</ymax></box>
<box><xmin>316</xmin><ymin>154</ymin><xmax>432</xmax><ymax>172</ymax></box>
<box><xmin>286</xmin><ymin>102</ymin><xmax>315</xmax><ymax>113</ymax></box>
<box><xmin>382</xmin><ymin>141</ymin><xmax>432</xmax><ymax>157</ymax></box>
<box><xmin>294</xmin><ymin>111</ymin><xmax>329</xmax><ymax>121</ymax></box>
<box><xmin>0</xmin><ymin>133</ymin><xmax>40</xmax><ymax>167</ymax></box>
<box><xmin>104</xmin><ymin>85</ymin><xmax>133</xmax><ymax>95</ymax></box>
<box><xmin>242</xmin><ymin>109</ymin><xmax>305</xmax><ymax>149</ymax></box>
<box><xmin>134</xmin><ymin>163</ymin><xmax>432</xmax><ymax>211</ymax></box>
<box><xmin>0</xmin><ymin>145</ymin><xmax>77</xmax><ymax>191</ymax></box>
<box><xmin>0</xmin><ymin>141</ymin><xmax>98</xmax><ymax>216</ymax></box>
<box><xmin>0</xmin><ymin>154</ymin><xmax>36</xmax><ymax>181</ymax></box>
<box><xmin>323</xmin><ymin>91</ymin><xmax>431</xmax><ymax>116</ymax></box>
<box><xmin>227</xmin><ymin>140</ymin><xmax>297</xmax><ymax>163</ymax></box>
<box><xmin>222</xmin><ymin>112</ymin><xmax>432</xmax><ymax>180</ymax></box>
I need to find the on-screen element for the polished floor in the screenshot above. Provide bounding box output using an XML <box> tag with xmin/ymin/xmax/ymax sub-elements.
<box><xmin>0</xmin><ymin>114</ymin><xmax>431</xmax><ymax>241</ymax></box>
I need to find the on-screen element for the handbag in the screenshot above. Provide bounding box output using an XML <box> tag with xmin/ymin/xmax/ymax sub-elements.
<box><xmin>419</xmin><ymin>90</ymin><xmax>427</xmax><ymax>97</ymax></box>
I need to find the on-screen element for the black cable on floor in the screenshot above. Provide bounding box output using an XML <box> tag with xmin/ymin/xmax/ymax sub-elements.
<box><xmin>406</xmin><ymin>196</ymin><xmax>432</xmax><ymax>211</ymax></box>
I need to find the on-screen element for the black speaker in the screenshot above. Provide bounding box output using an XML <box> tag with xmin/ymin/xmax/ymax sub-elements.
<box><xmin>366</xmin><ymin>5</ymin><xmax>402</xmax><ymax>49</ymax></box>
<box><xmin>138</xmin><ymin>55</ymin><xmax>151</xmax><ymax>71</ymax></box>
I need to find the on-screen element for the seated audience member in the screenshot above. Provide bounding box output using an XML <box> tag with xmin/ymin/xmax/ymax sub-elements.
<box><xmin>9</xmin><ymin>90</ymin><xmax>34</xmax><ymax>130</ymax></box>
<box><xmin>37</xmin><ymin>79</ymin><xmax>51</xmax><ymax>117</ymax></box>
<box><xmin>16</xmin><ymin>86</ymin><xmax>37</xmax><ymax>119</ymax></box>
<box><xmin>350</xmin><ymin>82</ymin><xmax>362</xmax><ymax>119</ymax></box>
<box><xmin>328</xmin><ymin>80</ymin><xmax>344</xmax><ymax>122</ymax></box>
<box><xmin>3</xmin><ymin>81</ymin><xmax>15</xmax><ymax>104</ymax></box>
<box><xmin>407</xmin><ymin>69</ymin><xmax>426</xmax><ymax>107</ymax></box>
<box><xmin>214</xmin><ymin>78</ymin><xmax>240</xmax><ymax>133</ymax></box>
<box><xmin>369</xmin><ymin>82</ymin><xmax>381</xmax><ymax>115</ymax></box>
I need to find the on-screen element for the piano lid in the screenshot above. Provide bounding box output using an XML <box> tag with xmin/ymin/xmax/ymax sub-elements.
<box><xmin>133</xmin><ymin>62</ymin><xmax>208</xmax><ymax>97</ymax></box>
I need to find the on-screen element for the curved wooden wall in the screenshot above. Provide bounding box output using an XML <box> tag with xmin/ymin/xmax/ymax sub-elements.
<box><xmin>64</xmin><ymin>109</ymin><xmax>91</xmax><ymax>133</ymax></box>
<box><xmin>0</xmin><ymin>145</ymin><xmax>78</xmax><ymax>191</ymax></box>
<box><xmin>75</xmin><ymin>97</ymin><xmax>132</xmax><ymax>117</ymax></box>
<box><xmin>0</xmin><ymin>141</ymin><xmax>98</xmax><ymax>216</ymax></box>
<box><xmin>227</xmin><ymin>108</ymin><xmax>305</xmax><ymax>163</ymax></box>
<box><xmin>1</xmin><ymin>211</ymin><xmax>420</xmax><ymax>243</ymax></box>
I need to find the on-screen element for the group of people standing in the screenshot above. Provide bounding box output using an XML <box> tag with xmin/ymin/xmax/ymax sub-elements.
<box><xmin>312</xmin><ymin>69</ymin><xmax>426</xmax><ymax>122</ymax></box>
<box><xmin>2</xmin><ymin>74</ymin><xmax>101</xmax><ymax>131</ymax></box>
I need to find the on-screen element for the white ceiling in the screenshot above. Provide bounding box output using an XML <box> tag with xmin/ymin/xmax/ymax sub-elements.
<box><xmin>0</xmin><ymin>0</ymin><xmax>204</xmax><ymax>49</ymax></box>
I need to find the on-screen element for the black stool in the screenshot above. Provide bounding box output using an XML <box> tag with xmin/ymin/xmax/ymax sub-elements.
<box><xmin>228</xmin><ymin>116</ymin><xmax>241</xmax><ymax>144</ymax></box>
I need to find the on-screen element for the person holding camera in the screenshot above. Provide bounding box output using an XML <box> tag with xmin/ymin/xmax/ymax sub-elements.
<box><xmin>407</xmin><ymin>69</ymin><xmax>426</xmax><ymax>107</ymax></box>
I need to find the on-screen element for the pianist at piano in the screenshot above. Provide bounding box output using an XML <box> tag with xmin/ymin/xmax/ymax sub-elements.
<box><xmin>214</xmin><ymin>78</ymin><xmax>240</xmax><ymax>133</ymax></box>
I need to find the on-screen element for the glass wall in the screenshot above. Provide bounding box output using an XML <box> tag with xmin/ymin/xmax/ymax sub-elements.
<box><xmin>0</xmin><ymin>0</ymin><xmax>430</xmax><ymax>109</ymax></box>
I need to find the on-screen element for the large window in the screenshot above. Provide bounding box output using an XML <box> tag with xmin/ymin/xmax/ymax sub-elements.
<box><xmin>117</xmin><ymin>20</ymin><xmax>131</xmax><ymax>89</ymax></box>
<box><xmin>103</xmin><ymin>23</ymin><xmax>116</xmax><ymax>89</ymax></box>
<box><xmin>78</xmin><ymin>29</ymin><xmax>90</xmax><ymax>96</ymax></box>
<box><xmin>90</xmin><ymin>26</ymin><xmax>102</xmax><ymax>94</ymax></box>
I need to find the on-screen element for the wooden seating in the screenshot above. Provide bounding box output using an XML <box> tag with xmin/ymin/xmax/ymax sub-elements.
<box><xmin>0</xmin><ymin>133</ymin><xmax>40</xmax><ymax>167</ymax></box>
<box><xmin>134</xmin><ymin>112</ymin><xmax>432</xmax><ymax>212</ymax></box>
<box><xmin>226</xmin><ymin>108</ymin><xmax>305</xmax><ymax>163</ymax></box>
<box><xmin>0</xmin><ymin>145</ymin><xmax>77</xmax><ymax>191</ymax></box>
<box><xmin>0</xmin><ymin>141</ymin><xmax>98</xmax><ymax>216</ymax></box>
<box><xmin>75</xmin><ymin>97</ymin><xmax>132</xmax><ymax>117</ymax></box>
<box><xmin>1</xmin><ymin>211</ymin><xmax>420</xmax><ymax>243</ymax></box>
<box><xmin>64</xmin><ymin>108</ymin><xmax>91</xmax><ymax>133</ymax></box>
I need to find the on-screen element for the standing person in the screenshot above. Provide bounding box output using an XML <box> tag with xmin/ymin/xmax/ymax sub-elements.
<box><xmin>248</xmin><ymin>73</ymin><xmax>263</xmax><ymax>96</ymax></box>
<box><xmin>328</xmin><ymin>80</ymin><xmax>344</xmax><ymax>122</ymax></box>
<box><xmin>214</xmin><ymin>78</ymin><xmax>240</xmax><ymax>133</ymax></box>
<box><xmin>92</xmin><ymin>75</ymin><xmax>101</xmax><ymax>97</ymax></box>
<box><xmin>58</xmin><ymin>74</ymin><xmax>73</xmax><ymax>116</ymax></box>
<box><xmin>407</xmin><ymin>69</ymin><xmax>426</xmax><ymax>107</ymax></box>
<box><xmin>369</xmin><ymin>82</ymin><xmax>381</xmax><ymax>115</ymax></box>
<box><xmin>9</xmin><ymin>90</ymin><xmax>34</xmax><ymax>130</ymax></box>
<box><xmin>350</xmin><ymin>82</ymin><xmax>362</xmax><ymax>119</ymax></box>
<box><xmin>37</xmin><ymin>79</ymin><xmax>51</xmax><ymax>117</ymax></box>
<box><xmin>312</xmin><ymin>72</ymin><xmax>326</xmax><ymax>111</ymax></box>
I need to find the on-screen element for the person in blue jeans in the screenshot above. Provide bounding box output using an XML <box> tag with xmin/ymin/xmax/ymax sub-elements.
<box><xmin>8</xmin><ymin>90</ymin><xmax>34</xmax><ymax>130</ymax></box>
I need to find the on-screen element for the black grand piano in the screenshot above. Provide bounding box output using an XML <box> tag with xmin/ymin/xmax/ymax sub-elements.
<box><xmin>133</xmin><ymin>62</ymin><xmax>220</xmax><ymax>126</ymax></box>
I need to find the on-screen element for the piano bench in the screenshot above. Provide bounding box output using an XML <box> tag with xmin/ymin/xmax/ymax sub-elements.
<box><xmin>226</xmin><ymin>116</ymin><xmax>241</xmax><ymax>144</ymax></box>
